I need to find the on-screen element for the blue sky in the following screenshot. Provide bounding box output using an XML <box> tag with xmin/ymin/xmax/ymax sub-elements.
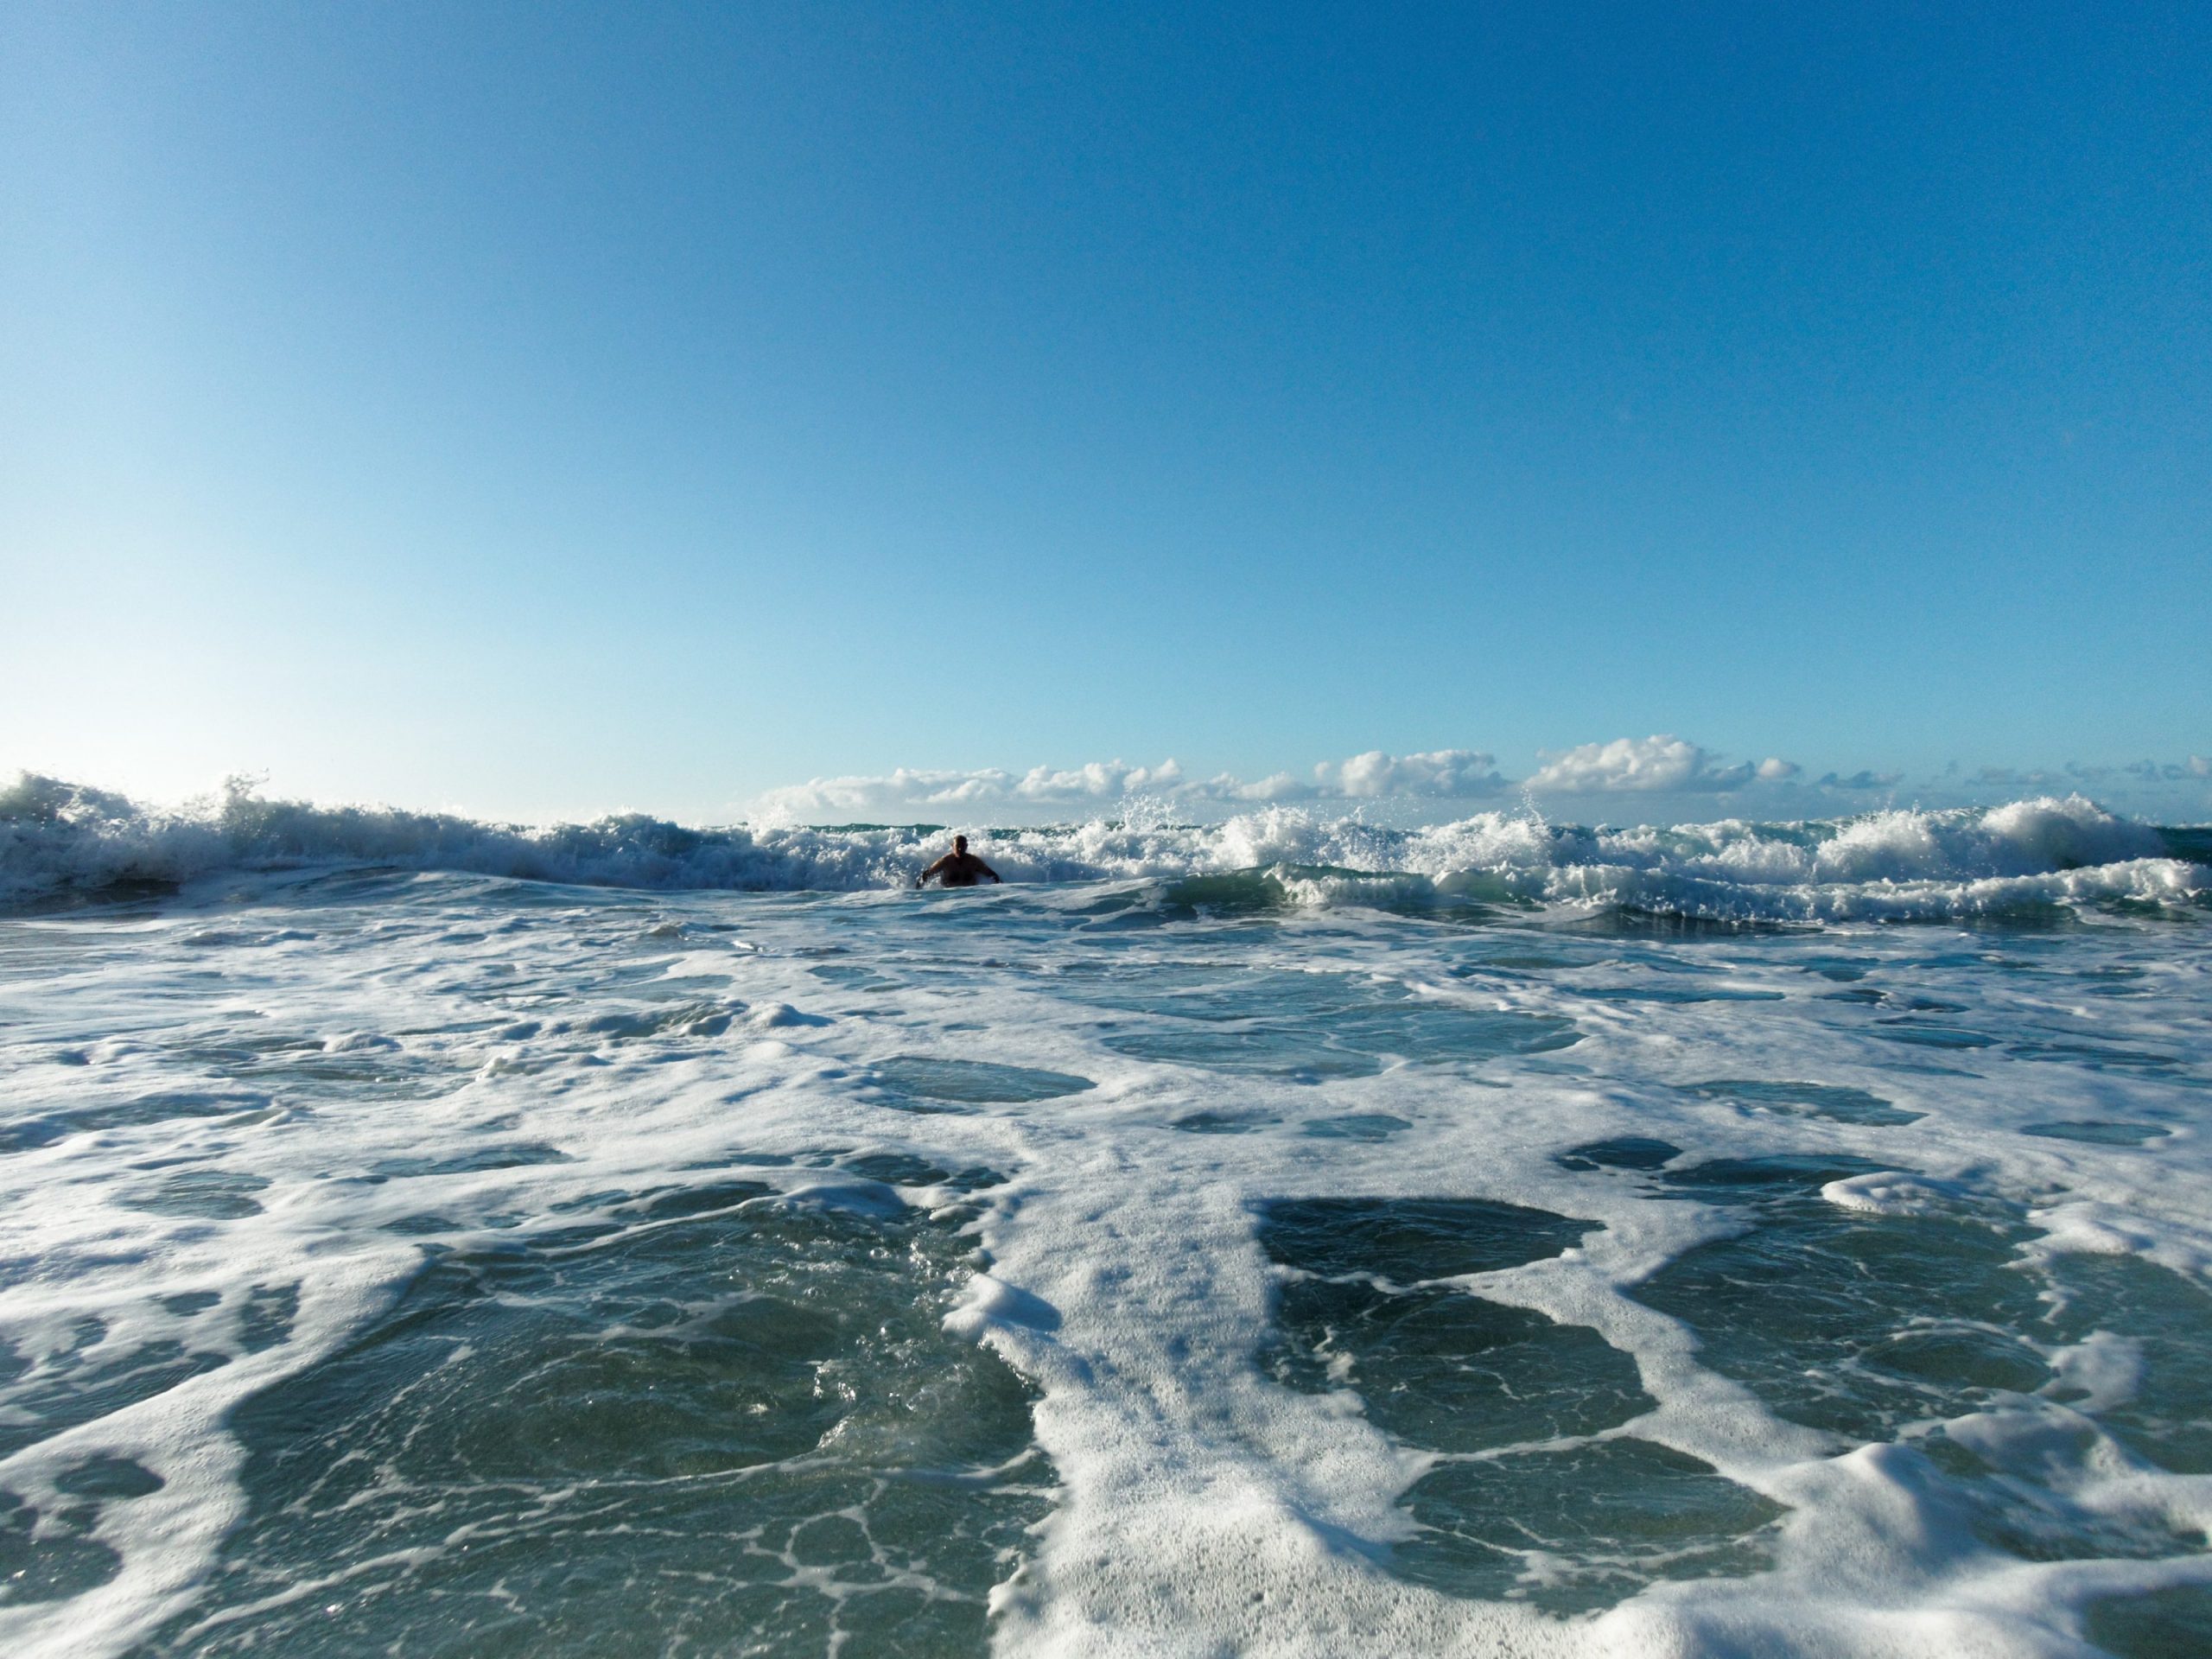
<box><xmin>3</xmin><ymin>3</ymin><xmax>2207</xmax><ymax>823</ymax></box>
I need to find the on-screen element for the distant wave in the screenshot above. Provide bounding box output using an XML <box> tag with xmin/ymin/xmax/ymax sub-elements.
<box><xmin>3</xmin><ymin>773</ymin><xmax>2204</xmax><ymax>922</ymax></box>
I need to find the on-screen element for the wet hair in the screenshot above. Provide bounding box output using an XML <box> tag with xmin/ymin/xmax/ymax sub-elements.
<box><xmin>953</xmin><ymin>834</ymin><xmax>968</xmax><ymax>851</ymax></box>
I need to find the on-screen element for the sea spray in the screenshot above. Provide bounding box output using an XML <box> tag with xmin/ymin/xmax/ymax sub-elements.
<box><xmin>2</xmin><ymin>843</ymin><xmax>2209</xmax><ymax>1655</ymax></box>
<box><xmin>3</xmin><ymin>772</ymin><xmax>2203</xmax><ymax>922</ymax></box>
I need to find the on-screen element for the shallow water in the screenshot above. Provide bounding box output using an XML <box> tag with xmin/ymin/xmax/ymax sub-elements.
<box><xmin>1</xmin><ymin>843</ymin><xmax>2209</xmax><ymax>1656</ymax></box>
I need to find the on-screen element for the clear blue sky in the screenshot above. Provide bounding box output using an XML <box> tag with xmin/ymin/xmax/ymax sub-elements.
<box><xmin>3</xmin><ymin>3</ymin><xmax>2207</xmax><ymax>821</ymax></box>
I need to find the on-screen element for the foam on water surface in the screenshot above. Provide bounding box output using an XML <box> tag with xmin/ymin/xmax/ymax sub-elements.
<box><xmin>152</xmin><ymin>1186</ymin><xmax>1049</xmax><ymax>1656</ymax></box>
<box><xmin>6</xmin><ymin>775</ymin><xmax>2205</xmax><ymax>924</ymax></box>
<box><xmin>0</xmin><ymin>804</ymin><xmax>2209</xmax><ymax>1656</ymax></box>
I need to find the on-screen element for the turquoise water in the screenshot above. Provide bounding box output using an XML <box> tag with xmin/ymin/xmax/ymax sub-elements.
<box><xmin>0</xmin><ymin>804</ymin><xmax>2208</xmax><ymax>1656</ymax></box>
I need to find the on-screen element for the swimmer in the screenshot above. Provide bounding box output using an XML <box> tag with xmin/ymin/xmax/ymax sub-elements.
<box><xmin>915</xmin><ymin>834</ymin><xmax>1002</xmax><ymax>888</ymax></box>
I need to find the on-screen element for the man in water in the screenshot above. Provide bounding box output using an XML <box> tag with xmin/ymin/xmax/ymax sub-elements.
<box><xmin>916</xmin><ymin>834</ymin><xmax>1002</xmax><ymax>888</ymax></box>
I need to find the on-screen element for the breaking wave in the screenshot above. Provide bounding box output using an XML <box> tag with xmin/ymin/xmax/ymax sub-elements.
<box><xmin>3</xmin><ymin>772</ymin><xmax>2204</xmax><ymax>923</ymax></box>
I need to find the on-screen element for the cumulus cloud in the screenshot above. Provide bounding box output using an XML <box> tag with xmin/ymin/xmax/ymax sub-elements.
<box><xmin>760</xmin><ymin>747</ymin><xmax>1507</xmax><ymax>817</ymax></box>
<box><xmin>1317</xmin><ymin>749</ymin><xmax>1504</xmax><ymax>798</ymax></box>
<box><xmin>758</xmin><ymin>760</ymin><xmax>1194</xmax><ymax>817</ymax></box>
<box><xmin>759</xmin><ymin>741</ymin><xmax>2207</xmax><ymax>820</ymax></box>
<box><xmin>1526</xmin><ymin>735</ymin><xmax>1792</xmax><ymax>794</ymax></box>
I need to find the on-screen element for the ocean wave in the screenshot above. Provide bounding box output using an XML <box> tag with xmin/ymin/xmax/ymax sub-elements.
<box><xmin>2</xmin><ymin>773</ymin><xmax>2203</xmax><ymax>922</ymax></box>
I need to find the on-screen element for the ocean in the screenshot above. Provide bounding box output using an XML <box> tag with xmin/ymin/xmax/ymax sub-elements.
<box><xmin>2</xmin><ymin>779</ymin><xmax>2208</xmax><ymax>1656</ymax></box>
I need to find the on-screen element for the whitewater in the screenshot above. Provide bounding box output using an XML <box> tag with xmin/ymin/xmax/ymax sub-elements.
<box><xmin>3</xmin><ymin>775</ymin><xmax>2209</xmax><ymax>1656</ymax></box>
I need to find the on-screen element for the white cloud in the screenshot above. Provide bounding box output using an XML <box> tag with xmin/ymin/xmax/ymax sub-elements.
<box><xmin>759</xmin><ymin>747</ymin><xmax>1505</xmax><ymax>818</ymax></box>
<box><xmin>1527</xmin><ymin>735</ymin><xmax>1783</xmax><ymax>794</ymax></box>
<box><xmin>1009</xmin><ymin>760</ymin><xmax>1188</xmax><ymax>801</ymax></box>
<box><xmin>759</xmin><ymin>760</ymin><xmax>1188</xmax><ymax>817</ymax></box>
<box><xmin>760</xmin><ymin>740</ymin><xmax>1857</xmax><ymax>817</ymax></box>
<box><xmin>1318</xmin><ymin>749</ymin><xmax>1504</xmax><ymax>798</ymax></box>
<box><xmin>1187</xmin><ymin>771</ymin><xmax>1323</xmax><ymax>802</ymax></box>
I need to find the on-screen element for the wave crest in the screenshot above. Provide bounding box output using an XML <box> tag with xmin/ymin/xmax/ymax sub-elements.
<box><xmin>2</xmin><ymin>773</ymin><xmax>2202</xmax><ymax>922</ymax></box>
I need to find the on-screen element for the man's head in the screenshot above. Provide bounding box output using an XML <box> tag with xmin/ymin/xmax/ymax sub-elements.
<box><xmin>953</xmin><ymin>835</ymin><xmax>969</xmax><ymax>853</ymax></box>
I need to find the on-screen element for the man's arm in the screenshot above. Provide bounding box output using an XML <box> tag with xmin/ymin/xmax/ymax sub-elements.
<box><xmin>915</xmin><ymin>855</ymin><xmax>954</xmax><ymax>887</ymax></box>
<box><xmin>979</xmin><ymin>859</ymin><xmax>1002</xmax><ymax>883</ymax></box>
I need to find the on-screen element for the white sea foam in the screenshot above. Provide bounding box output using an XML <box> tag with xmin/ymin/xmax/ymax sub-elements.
<box><xmin>2</xmin><ymin>785</ymin><xmax>2209</xmax><ymax>1656</ymax></box>
<box><xmin>3</xmin><ymin>773</ymin><xmax>2203</xmax><ymax>923</ymax></box>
